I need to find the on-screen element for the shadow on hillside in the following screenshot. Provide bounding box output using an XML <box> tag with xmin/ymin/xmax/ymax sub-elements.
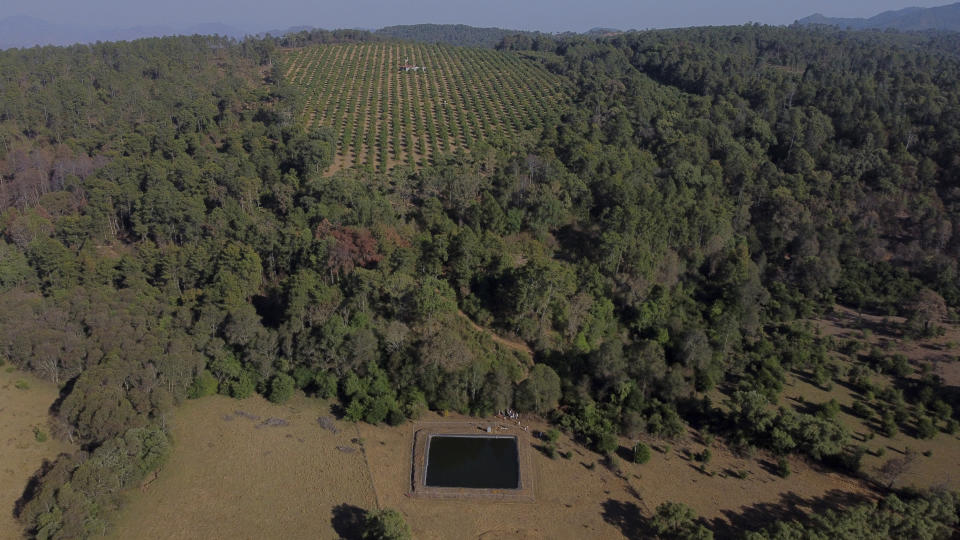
<box><xmin>823</xmin><ymin>307</ymin><xmax>901</xmax><ymax>339</ymax></box>
<box><xmin>711</xmin><ymin>488</ymin><xmax>871</xmax><ymax>539</ymax></box>
<box><xmin>331</xmin><ymin>503</ymin><xmax>366</xmax><ymax>539</ymax></box>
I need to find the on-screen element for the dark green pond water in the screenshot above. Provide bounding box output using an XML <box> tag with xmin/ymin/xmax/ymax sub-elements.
<box><xmin>424</xmin><ymin>435</ymin><xmax>519</xmax><ymax>489</ymax></box>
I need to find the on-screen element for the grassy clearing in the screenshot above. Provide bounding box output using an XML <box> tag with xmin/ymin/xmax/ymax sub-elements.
<box><xmin>789</xmin><ymin>305</ymin><xmax>960</xmax><ymax>491</ymax></box>
<box><xmin>106</xmin><ymin>393</ymin><xmax>872</xmax><ymax>539</ymax></box>
<box><xmin>0</xmin><ymin>368</ymin><xmax>73</xmax><ymax>540</ymax></box>
<box><xmin>281</xmin><ymin>42</ymin><xmax>565</xmax><ymax>173</ymax></box>
<box><xmin>107</xmin><ymin>394</ymin><xmax>377</xmax><ymax>540</ymax></box>
<box><xmin>358</xmin><ymin>416</ymin><xmax>872</xmax><ymax>540</ymax></box>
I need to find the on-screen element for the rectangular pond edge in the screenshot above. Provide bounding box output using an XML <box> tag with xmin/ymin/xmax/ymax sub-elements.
<box><xmin>409</xmin><ymin>421</ymin><xmax>535</xmax><ymax>502</ymax></box>
<box><xmin>423</xmin><ymin>435</ymin><xmax>521</xmax><ymax>490</ymax></box>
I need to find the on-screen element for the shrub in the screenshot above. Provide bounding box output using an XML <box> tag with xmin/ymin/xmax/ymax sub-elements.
<box><xmin>776</xmin><ymin>457</ymin><xmax>791</xmax><ymax>478</ymax></box>
<box><xmin>546</xmin><ymin>428</ymin><xmax>560</xmax><ymax>443</ymax></box>
<box><xmin>852</xmin><ymin>400</ymin><xmax>873</xmax><ymax>419</ymax></box>
<box><xmin>14</xmin><ymin>379</ymin><xmax>29</xmax><ymax>390</ymax></box>
<box><xmin>818</xmin><ymin>399</ymin><xmax>840</xmax><ymax>420</ymax></box>
<box><xmin>545</xmin><ymin>442</ymin><xmax>557</xmax><ymax>459</ymax></box>
<box><xmin>364</xmin><ymin>396</ymin><xmax>393</xmax><ymax>425</ymax></box>
<box><xmin>345</xmin><ymin>397</ymin><xmax>368</xmax><ymax>422</ymax></box>
<box><xmin>188</xmin><ymin>369</ymin><xmax>218</xmax><ymax>398</ymax></box>
<box><xmin>917</xmin><ymin>416</ymin><xmax>938</xmax><ymax>440</ymax></box>
<box><xmin>313</xmin><ymin>371</ymin><xmax>339</xmax><ymax>399</ymax></box>
<box><xmin>401</xmin><ymin>389</ymin><xmax>428</xmax><ymax>420</ymax></box>
<box><xmin>595</xmin><ymin>432</ymin><xmax>619</xmax><ymax>455</ymax></box>
<box><xmin>651</xmin><ymin>502</ymin><xmax>713</xmax><ymax>540</ymax></box>
<box><xmin>880</xmin><ymin>411</ymin><xmax>899</xmax><ymax>438</ymax></box>
<box><xmin>838</xmin><ymin>446</ymin><xmax>866</xmax><ymax>474</ymax></box>
<box><xmin>33</xmin><ymin>426</ymin><xmax>48</xmax><ymax>443</ymax></box>
<box><xmin>362</xmin><ymin>508</ymin><xmax>411</xmax><ymax>540</ymax></box>
<box><xmin>292</xmin><ymin>366</ymin><xmax>314</xmax><ymax>390</ymax></box>
<box><xmin>268</xmin><ymin>373</ymin><xmax>296</xmax><ymax>404</ymax></box>
<box><xmin>632</xmin><ymin>442</ymin><xmax>652</xmax><ymax>464</ymax></box>
<box><xmin>386</xmin><ymin>407</ymin><xmax>406</xmax><ymax>427</ymax></box>
<box><xmin>229</xmin><ymin>371</ymin><xmax>256</xmax><ymax>399</ymax></box>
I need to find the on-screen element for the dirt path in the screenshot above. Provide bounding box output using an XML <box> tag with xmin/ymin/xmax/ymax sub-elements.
<box><xmin>457</xmin><ymin>309</ymin><xmax>533</xmax><ymax>358</ymax></box>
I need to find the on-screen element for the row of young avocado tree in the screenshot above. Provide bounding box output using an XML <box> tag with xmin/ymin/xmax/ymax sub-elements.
<box><xmin>280</xmin><ymin>42</ymin><xmax>565</xmax><ymax>171</ymax></box>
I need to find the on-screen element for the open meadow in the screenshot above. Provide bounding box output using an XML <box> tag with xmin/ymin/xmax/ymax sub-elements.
<box><xmin>0</xmin><ymin>368</ymin><xmax>73</xmax><ymax>540</ymax></box>
<box><xmin>107</xmin><ymin>394</ymin><xmax>376</xmax><ymax>540</ymax></box>
<box><xmin>108</xmin><ymin>393</ymin><xmax>876</xmax><ymax>540</ymax></box>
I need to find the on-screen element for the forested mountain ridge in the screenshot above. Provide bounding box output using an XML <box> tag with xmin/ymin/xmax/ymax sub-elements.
<box><xmin>0</xmin><ymin>15</ymin><xmax>249</xmax><ymax>50</ymax></box>
<box><xmin>2</xmin><ymin>25</ymin><xmax>960</xmax><ymax>538</ymax></box>
<box><xmin>375</xmin><ymin>24</ymin><xmax>538</xmax><ymax>48</ymax></box>
<box><xmin>798</xmin><ymin>2</ymin><xmax>960</xmax><ymax>32</ymax></box>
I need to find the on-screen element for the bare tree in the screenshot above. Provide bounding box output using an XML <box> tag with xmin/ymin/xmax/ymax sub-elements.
<box><xmin>876</xmin><ymin>447</ymin><xmax>918</xmax><ymax>489</ymax></box>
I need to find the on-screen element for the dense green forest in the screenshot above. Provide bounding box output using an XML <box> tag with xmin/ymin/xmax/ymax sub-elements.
<box><xmin>374</xmin><ymin>24</ymin><xmax>539</xmax><ymax>48</ymax></box>
<box><xmin>2</xmin><ymin>24</ymin><xmax>960</xmax><ymax>538</ymax></box>
<box><xmin>274</xmin><ymin>24</ymin><xmax>538</xmax><ymax>49</ymax></box>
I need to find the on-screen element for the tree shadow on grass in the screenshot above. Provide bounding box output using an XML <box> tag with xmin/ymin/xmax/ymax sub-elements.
<box><xmin>614</xmin><ymin>444</ymin><xmax>635</xmax><ymax>463</ymax></box>
<box><xmin>601</xmin><ymin>499</ymin><xmax>651</xmax><ymax>539</ymax></box>
<box><xmin>532</xmin><ymin>443</ymin><xmax>554</xmax><ymax>458</ymax></box>
<box><xmin>331</xmin><ymin>503</ymin><xmax>366</xmax><ymax>539</ymax></box>
<box><xmin>329</xmin><ymin>402</ymin><xmax>347</xmax><ymax>420</ymax></box>
<box><xmin>711</xmin><ymin>489</ymin><xmax>872</xmax><ymax>539</ymax></box>
<box><xmin>14</xmin><ymin>457</ymin><xmax>58</xmax><ymax>519</ymax></box>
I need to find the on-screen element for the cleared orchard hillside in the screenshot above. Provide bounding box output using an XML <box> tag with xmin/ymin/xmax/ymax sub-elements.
<box><xmin>281</xmin><ymin>42</ymin><xmax>564</xmax><ymax>172</ymax></box>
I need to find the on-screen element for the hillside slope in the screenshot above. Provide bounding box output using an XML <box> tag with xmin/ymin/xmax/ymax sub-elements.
<box><xmin>280</xmin><ymin>42</ymin><xmax>564</xmax><ymax>172</ymax></box>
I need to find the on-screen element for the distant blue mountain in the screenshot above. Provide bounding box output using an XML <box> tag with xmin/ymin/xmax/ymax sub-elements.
<box><xmin>0</xmin><ymin>15</ymin><xmax>248</xmax><ymax>50</ymax></box>
<box><xmin>798</xmin><ymin>3</ymin><xmax>960</xmax><ymax>32</ymax></box>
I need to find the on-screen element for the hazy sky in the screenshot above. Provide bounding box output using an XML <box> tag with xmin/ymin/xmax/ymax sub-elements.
<box><xmin>1</xmin><ymin>0</ymin><xmax>952</xmax><ymax>32</ymax></box>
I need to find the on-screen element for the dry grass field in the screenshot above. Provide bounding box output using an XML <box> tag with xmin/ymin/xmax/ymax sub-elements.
<box><xmin>0</xmin><ymin>368</ymin><xmax>73</xmax><ymax>540</ymax></box>
<box><xmin>280</xmin><ymin>42</ymin><xmax>565</xmax><ymax>173</ymax></box>
<box><xmin>107</xmin><ymin>394</ymin><xmax>377</xmax><ymax>540</ymax></box>
<box><xmin>797</xmin><ymin>306</ymin><xmax>960</xmax><ymax>491</ymax></box>
<box><xmin>782</xmin><ymin>372</ymin><xmax>960</xmax><ymax>491</ymax></box>
<box><xmin>358</xmin><ymin>415</ymin><xmax>872</xmax><ymax>540</ymax></box>
<box><xmin>108</xmin><ymin>390</ymin><xmax>875</xmax><ymax>540</ymax></box>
